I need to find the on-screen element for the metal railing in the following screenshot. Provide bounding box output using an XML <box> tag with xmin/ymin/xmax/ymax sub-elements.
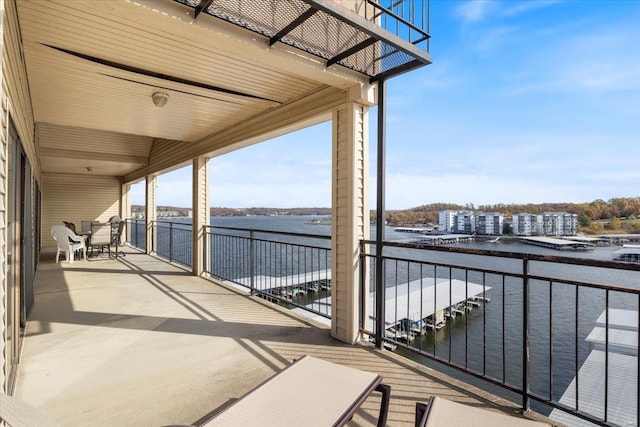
<box><xmin>151</xmin><ymin>220</ymin><xmax>193</xmax><ymax>267</ymax></box>
<box><xmin>203</xmin><ymin>225</ymin><xmax>332</xmax><ymax>318</ymax></box>
<box><xmin>126</xmin><ymin>219</ymin><xmax>146</xmax><ymax>251</ymax></box>
<box><xmin>361</xmin><ymin>239</ymin><xmax>640</xmax><ymax>426</ymax></box>
<box><xmin>364</xmin><ymin>0</ymin><xmax>430</xmax><ymax>51</ymax></box>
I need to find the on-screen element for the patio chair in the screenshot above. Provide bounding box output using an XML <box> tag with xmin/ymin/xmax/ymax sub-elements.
<box><xmin>51</xmin><ymin>224</ymin><xmax>86</xmax><ymax>263</ymax></box>
<box><xmin>62</xmin><ymin>221</ymin><xmax>76</xmax><ymax>233</ymax></box>
<box><xmin>0</xmin><ymin>393</ymin><xmax>62</xmax><ymax>427</ymax></box>
<box><xmin>415</xmin><ymin>396</ymin><xmax>550</xmax><ymax>427</ymax></box>
<box><xmin>80</xmin><ymin>220</ymin><xmax>92</xmax><ymax>234</ymax></box>
<box><xmin>88</xmin><ymin>222</ymin><xmax>113</xmax><ymax>258</ymax></box>
<box><xmin>111</xmin><ymin>220</ymin><xmax>126</xmax><ymax>258</ymax></box>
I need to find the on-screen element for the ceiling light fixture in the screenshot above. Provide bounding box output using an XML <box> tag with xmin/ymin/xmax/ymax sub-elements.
<box><xmin>152</xmin><ymin>92</ymin><xmax>169</xmax><ymax>107</ymax></box>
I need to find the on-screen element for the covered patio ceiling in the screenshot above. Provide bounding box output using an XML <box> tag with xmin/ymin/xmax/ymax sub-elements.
<box><xmin>17</xmin><ymin>0</ymin><xmax>430</xmax><ymax>179</ymax></box>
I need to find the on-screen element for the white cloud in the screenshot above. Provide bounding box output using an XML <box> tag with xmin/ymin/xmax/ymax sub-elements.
<box><xmin>455</xmin><ymin>0</ymin><xmax>495</xmax><ymax>23</ymax></box>
<box><xmin>501</xmin><ymin>0</ymin><xmax>561</xmax><ymax>17</ymax></box>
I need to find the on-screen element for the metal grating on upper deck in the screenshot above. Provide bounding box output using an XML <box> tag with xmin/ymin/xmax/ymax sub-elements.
<box><xmin>175</xmin><ymin>0</ymin><xmax>431</xmax><ymax>81</ymax></box>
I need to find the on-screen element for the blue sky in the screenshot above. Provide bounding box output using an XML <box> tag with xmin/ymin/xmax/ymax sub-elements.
<box><xmin>133</xmin><ymin>0</ymin><xmax>640</xmax><ymax>210</ymax></box>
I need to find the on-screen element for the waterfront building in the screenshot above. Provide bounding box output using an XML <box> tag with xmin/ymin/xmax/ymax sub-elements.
<box><xmin>453</xmin><ymin>210</ymin><xmax>476</xmax><ymax>234</ymax></box>
<box><xmin>541</xmin><ymin>212</ymin><xmax>578</xmax><ymax>236</ymax></box>
<box><xmin>512</xmin><ymin>212</ymin><xmax>577</xmax><ymax>236</ymax></box>
<box><xmin>475</xmin><ymin>212</ymin><xmax>504</xmax><ymax>235</ymax></box>
<box><xmin>438</xmin><ymin>210</ymin><xmax>456</xmax><ymax>232</ymax></box>
<box><xmin>512</xmin><ymin>213</ymin><xmax>543</xmax><ymax>236</ymax></box>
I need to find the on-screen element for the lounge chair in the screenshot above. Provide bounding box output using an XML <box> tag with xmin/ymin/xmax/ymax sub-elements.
<box><xmin>200</xmin><ymin>355</ymin><xmax>390</xmax><ymax>427</ymax></box>
<box><xmin>0</xmin><ymin>393</ymin><xmax>62</xmax><ymax>427</ymax></box>
<box><xmin>415</xmin><ymin>396</ymin><xmax>550</xmax><ymax>427</ymax></box>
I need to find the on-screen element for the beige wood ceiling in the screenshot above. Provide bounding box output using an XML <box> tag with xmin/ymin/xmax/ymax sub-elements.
<box><xmin>17</xmin><ymin>0</ymin><xmax>365</xmax><ymax>178</ymax></box>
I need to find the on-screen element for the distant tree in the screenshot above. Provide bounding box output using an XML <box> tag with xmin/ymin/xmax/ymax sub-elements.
<box><xmin>502</xmin><ymin>223</ymin><xmax>513</xmax><ymax>235</ymax></box>
<box><xmin>578</xmin><ymin>212</ymin><xmax>591</xmax><ymax>227</ymax></box>
<box><xmin>605</xmin><ymin>217</ymin><xmax>622</xmax><ymax>230</ymax></box>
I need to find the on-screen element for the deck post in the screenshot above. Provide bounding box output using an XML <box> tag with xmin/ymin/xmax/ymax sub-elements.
<box><xmin>145</xmin><ymin>175</ymin><xmax>157</xmax><ymax>255</ymax></box>
<box><xmin>375</xmin><ymin>79</ymin><xmax>386</xmax><ymax>349</ymax></box>
<box><xmin>331</xmin><ymin>84</ymin><xmax>374</xmax><ymax>344</ymax></box>
<box><xmin>192</xmin><ymin>156</ymin><xmax>210</xmax><ymax>275</ymax></box>
<box><xmin>121</xmin><ymin>182</ymin><xmax>131</xmax><ymax>244</ymax></box>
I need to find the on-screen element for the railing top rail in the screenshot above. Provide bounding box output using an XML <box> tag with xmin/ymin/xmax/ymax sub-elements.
<box><xmin>362</xmin><ymin>239</ymin><xmax>640</xmax><ymax>272</ymax></box>
<box><xmin>205</xmin><ymin>224</ymin><xmax>331</xmax><ymax>241</ymax></box>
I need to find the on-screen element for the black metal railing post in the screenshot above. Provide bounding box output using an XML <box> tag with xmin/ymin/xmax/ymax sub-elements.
<box><xmin>375</xmin><ymin>78</ymin><xmax>386</xmax><ymax>350</ymax></box>
<box><xmin>249</xmin><ymin>230</ymin><xmax>255</xmax><ymax>295</ymax></box>
<box><xmin>359</xmin><ymin>241</ymin><xmax>366</xmax><ymax>331</ymax></box>
<box><xmin>522</xmin><ymin>257</ymin><xmax>531</xmax><ymax>414</ymax></box>
<box><xmin>169</xmin><ymin>222</ymin><xmax>173</xmax><ymax>262</ymax></box>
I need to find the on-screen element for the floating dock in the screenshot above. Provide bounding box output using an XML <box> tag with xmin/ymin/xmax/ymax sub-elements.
<box><xmin>550</xmin><ymin>309</ymin><xmax>638</xmax><ymax>426</ymax></box>
<box><xmin>414</xmin><ymin>234</ymin><xmax>475</xmax><ymax>245</ymax></box>
<box><xmin>613</xmin><ymin>244</ymin><xmax>640</xmax><ymax>263</ymax></box>
<box><xmin>519</xmin><ymin>236</ymin><xmax>594</xmax><ymax>251</ymax></box>
<box><xmin>299</xmin><ymin>278</ymin><xmax>490</xmax><ymax>342</ymax></box>
<box><xmin>230</xmin><ymin>270</ymin><xmax>331</xmax><ymax>299</ymax></box>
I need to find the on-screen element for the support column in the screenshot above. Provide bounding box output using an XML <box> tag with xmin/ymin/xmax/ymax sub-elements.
<box><xmin>121</xmin><ymin>182</ymin><xmax>131</xmax><ymax>243</ymax></box>
<box><xmin>331</xmin><ymin>96</ymin><xmax>371</xmax><ymax>344</ymax></box>
<box><xmin>145</xmin><ymin>175</ymin><xmax>157</xmax><ymax>255</ymax></box>
<box><xmin>192</xmin><ymin>156</ymin><xmax>210</xmax><ymax>276</ymax></box>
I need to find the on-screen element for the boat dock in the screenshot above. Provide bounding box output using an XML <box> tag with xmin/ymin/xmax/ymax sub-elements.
<box><xmin>298</xmin><ymin>278</ymin><xmax>491</xmax><ymax>342</ymax></box>
<box><xmin>230</xmin><ymin>270</ymin><xmax>331</xmax><ymax>299</ymax></box>
<box><xmin>551</xmin><ymin>309</ymin><xmax>637</xmax><ymax>426</ymax></box>
<box><xmin>378</xmin><ymin>279</ymin><xmax>490</xmax><ymax>341</ymax></box>
<box><xmin>612</xmin><ymin>244</ymin><xmax>640</xmax><ymax>263</ymax></box>
<box><xmin>598</xmin><ymin>234</ymin><xmax>640</xmax><ymax>245</ymax></box>
<box><xmin>414</xmin><ymin>234</ymin><xmax>475</xmax><ymax>245</ymax></box>
<box><xmin>394</xmin><ymin>227</ymin><xmax>434</xmax><ymax>234</ymax></box>
<box><xmin>519</xmin><ymin>236</ymin><xmax>594</xmax><ymax>251</ymax></box>
<box><xmin>562</xmin><ymin>236</ymin><xmax>610</xmax><ymax>246</ymax></box>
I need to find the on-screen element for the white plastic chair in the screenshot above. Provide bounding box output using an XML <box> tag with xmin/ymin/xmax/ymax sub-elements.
<box><xmin>51</xmin><ymin>224</ymin><xmax>86</xmax><ymax>263</ymax></box>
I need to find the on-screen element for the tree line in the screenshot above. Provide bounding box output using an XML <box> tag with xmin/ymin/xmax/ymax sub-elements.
<box><xmin>376</xmin><ymin>197</ymin><xmax>640</xmax><ymax>234</ymax></box>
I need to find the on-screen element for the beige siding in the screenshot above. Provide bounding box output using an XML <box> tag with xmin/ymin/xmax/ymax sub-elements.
<box><xmin>0</xmin><ymin>79</ymin><xmax>8</xmax><ymax>391</ymax></box>
<box><xmin>331</xmin><ymin>102</ymin><xmax>369</xmax><ymax>344</ymax></box>
<box><xmin>42</xmin><ymin>174</ymin><xmax>121</xmax><ymax>247</ymax></box>
<box><xmin>2</xmin><ymin>0</ymin><xmax>39</xmax><ymax>392</ymax></box>
<box><xmin>3</xmin><ymin>0</ymin><xmax>38</xmax><ymax>184</ymax></box>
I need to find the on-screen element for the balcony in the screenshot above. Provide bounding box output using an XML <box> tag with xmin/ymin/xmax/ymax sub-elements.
<box><xmin>16</xmin><ymin>242</ymin><xmax>555</xmax><ymax>426</ymax></box>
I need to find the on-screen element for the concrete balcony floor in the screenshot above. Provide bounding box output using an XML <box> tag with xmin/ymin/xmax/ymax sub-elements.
<box><xmin>16</xmin><ymin>248</ymin><xmax>555</xmax><ymax>426</ymax></box>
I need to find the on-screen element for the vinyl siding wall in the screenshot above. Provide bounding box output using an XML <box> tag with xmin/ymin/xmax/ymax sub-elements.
<box><xmin>42</xmin><ymin>174</ymin><xmax>121</xmax><ymax>247</ymax></box>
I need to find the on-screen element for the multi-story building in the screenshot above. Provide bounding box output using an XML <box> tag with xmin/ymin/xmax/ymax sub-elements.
<box><xmin>453</xmin><ymin>211</ymin><xmax>476</xmax><ymax>234</ymax></box>
<box><xmin>476</xmin><ymin>212</ymin><xmax>504</xmax><ymax>235</ymax></box>
<box><xmin>512</xmin><ymin>213</ymin><xmax>542</xmax><ymax>236</ymax></box>
<box><xmin>438</xmin><ymin>210</ymin><xmax>456</xmax><ymax>232</ymax></box>
<box><xmin>513</xmin><ymin>212</ymin><xmax>577</xmax><ymax>236</ymax></box>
